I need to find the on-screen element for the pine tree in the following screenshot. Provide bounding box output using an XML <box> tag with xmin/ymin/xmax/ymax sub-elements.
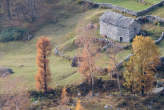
<box><xmin>35</xmin><ymin>37</ymin><xmax>52</xmax><ymax>93</ymax></box>
<box><xmin>123</xmin><ymin>36</ymin><xmax>160</xmax><ymax>95</ymax></box>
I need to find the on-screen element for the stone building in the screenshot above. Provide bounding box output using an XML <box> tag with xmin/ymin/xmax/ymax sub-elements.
<box><xmin>100</xmin><ymin>11</ymin><xmax>141</xmax><ymax>42</ymax></box>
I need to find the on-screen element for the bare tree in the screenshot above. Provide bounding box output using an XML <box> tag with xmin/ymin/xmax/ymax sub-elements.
<box><xmin>108</xmin><ymin>44</ymin><xmax>123</xmax><ymax>95</ymax></box>
<box><xmin>78</xmin><ymin>27</ymin><xmax>98</xmax><ymax>96</ymax></box>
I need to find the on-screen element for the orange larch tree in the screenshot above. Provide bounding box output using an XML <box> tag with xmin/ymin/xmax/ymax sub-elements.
<box><xmin>35</xmin><ymin>37</ymin><xmax>52</xmax><ymax>93</ymax></box>
<box><xmin>60</xmin><ymin>87</ymin><xmax>69</xmax><ymax>105</ymax></box>
<box><xmin>75</xmin><ymin>100</ymin><xmax>84</xmax><ymax>110</ymax></box>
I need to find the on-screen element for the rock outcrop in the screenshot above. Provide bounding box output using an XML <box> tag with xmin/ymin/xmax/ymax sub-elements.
<box><xmin>0</xmin><ymin>67</ymin><xmax>14</xmax><ymax>77</ymax></box>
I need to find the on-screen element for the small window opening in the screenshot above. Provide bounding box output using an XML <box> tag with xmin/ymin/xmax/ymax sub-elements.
<box><xmin>120</xmin><ymin>37</ymin><xmax>123</xmax><ymax>42</ymax></box>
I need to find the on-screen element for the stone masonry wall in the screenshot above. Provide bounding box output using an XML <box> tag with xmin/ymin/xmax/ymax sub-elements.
<box><xmin>100</xmin><ymin>20</ymin><xmax>131</xmax><ymax>42</ymax></box>
<box><xmin>136</xmin><ymin>15</ymin><xmax>164</xmax><ymax>24</ymax></box>
<box><xmin>82</xmin><ymin>0</ymin><xmax>164</xmax><ymax>17</ymax></box>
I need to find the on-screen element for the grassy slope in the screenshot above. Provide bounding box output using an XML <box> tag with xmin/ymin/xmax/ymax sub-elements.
<box><xmin>0</xmin><ymin>15</ymin><xmax>80</xmax><ymax>90</ymax></box>
<box><xmin>142</xmin><ymin>3</ymin><xmax>164</xmax><ymax>55</ymax></box>
<box><xmin>0</xmin><ymin>1</ymin><xmax>164</xmax><ymax>110</ymax></box>
<box><xmin>0</xmin><ymin>7</ymin><xmax>114</xmax><ymax>92</ymax></box>
<box><xmin>1</xmin><ymin>5</ymin><xmax>164</xmax><ymax>92</ymax></box>
<box><xmin>91</xmin><ymin>0</ymin><xmax>161</xmax><ymax>11</ymax></box>
<box><xmin>0</xmin><ymin>0</ymin><xmax>85</xmax><ymax>91</ymax></box>
<box><xmin>148</xmin><ymin>6</ymin><xmax>164</xmax><ymax>18</ymax></box>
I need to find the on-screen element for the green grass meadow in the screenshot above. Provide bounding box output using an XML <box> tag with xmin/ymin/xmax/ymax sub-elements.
<box><xmin>1</xmin><ymin>6</ymin><xmax>164</xmax><ymax>93</ymax></box>
<box><xmin>0</xmin><ymin>11</ymin><xmax>83</xmax><ymax>91</ymax></box>
<box><xmin>0</xmin><ymin>9</ymin><xmax>109</xmax><ymax>92</ymax></box>
<box><xmin>148</xmin><ymin>6</ymin><xmax>164</xmax><ymax>18</ymax></box>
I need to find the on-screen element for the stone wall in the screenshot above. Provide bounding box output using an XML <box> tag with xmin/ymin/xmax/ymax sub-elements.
<box><xmin>100</xmin><ymin>20</ymin><xmax>141</xmax><ymax>42</ymax></box>
<box><xmin>82</xmin><ymin>0</ymin><xmax>164</xmax><ymax>25</ymax></box>
<box><xmin>82</xmin><ymin>0</ymin><xmax>137</xmax><ymax>16</ymax></box>
<box><xmin>98</xmin><ymin>3</ymin><xmax>137</xmax><ymax>16</ymax></box>
<box><xmin>99</xmin><ymin>11</ymin><xmax>141</xmax><ymax>42</ymax></box>
<box><xmin>137</xmin><ymin>1</ymin><xmax>164</xmax><ymax>16</ymax></box>
<box><xmin>136</xmin><ymin>15</ymin><xmax>164</xmax><ymax>25</ymax></box>
<box><xmin>155</xmin><ymin>32</ymin><xmax>164</xmax><ymax>44</ymax></box>
<box><xmin>82</xmin><ymin>0</ymin><xmax>164</xmax><ymax>17</ymax></box>
<box><xmin>100</xmin><ymin>20</ymin><xmax>131</xmax><ymax>42</ymax></box>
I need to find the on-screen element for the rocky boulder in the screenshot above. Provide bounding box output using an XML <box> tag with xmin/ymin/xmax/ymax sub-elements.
<box><xmin>0</xmin><ymin>67</ymin><xmax>14</xmax><ymax>77</ymax></box>
<box><xmin>71</xmin><ymin>56</ymin><xmax>79</xmax><ymax>67</ymax></box>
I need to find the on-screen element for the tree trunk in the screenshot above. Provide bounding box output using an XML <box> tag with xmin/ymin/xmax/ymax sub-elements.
<box><xmin>116</xmin><ymin>72</ymin><xmax>122</xmax><ymax>96</ymax></box>
<box><xmin>4</xmin><ymin>0</ymin><xmax>11</xmax><ymax>20</ymax></box>
<box><xmin>141</xmin><ymin>80</ymin><xmax>145</xmax><ymax>96</ymax></box>
<box><xmin>43</xmin><ymin>54</ymin><xmax>48</xmax><ymax>93</ymax></box>
<box><xmin>91</xmin><ymin>74</ymin><xmax>94</xmax><ymax>96</ymax></box>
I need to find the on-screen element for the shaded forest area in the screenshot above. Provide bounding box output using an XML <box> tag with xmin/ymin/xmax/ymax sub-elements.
<box><xmin>0</xmin><ymin>0</ymin><xmax>88</xmax><ymax>34</ymax></box>
<box><xmin>0</xmin><ymin>0</ymin><xmax>44</xmax><ymax>29</ymax></box>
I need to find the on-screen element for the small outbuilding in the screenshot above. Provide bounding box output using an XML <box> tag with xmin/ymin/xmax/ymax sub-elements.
<box><xmin>100</xmin><ymin>11</ymin><xmax>141</xmax><ymax>42</ymax></box>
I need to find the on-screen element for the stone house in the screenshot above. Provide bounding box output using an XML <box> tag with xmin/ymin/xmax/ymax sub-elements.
<box><xmin>100</xmin><ymin>11</ymin><xmax>141</xmax><ymax>42</ymax></box>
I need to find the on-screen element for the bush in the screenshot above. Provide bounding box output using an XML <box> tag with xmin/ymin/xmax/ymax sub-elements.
<box><xmin>0</xmin><ymin>27</ymin><xmax>28</xmax><ymax>42</ymax></box>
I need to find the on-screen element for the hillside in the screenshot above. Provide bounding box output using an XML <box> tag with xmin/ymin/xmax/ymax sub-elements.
<box><xmin>0</xmin><ymin>0</ymin><xmax>164</xmax><ymax>110</ymax></box>
<box><xmin>0</xmin><ymin>0</ymin><xmax>88</xmax><ymax>89</ymax></box>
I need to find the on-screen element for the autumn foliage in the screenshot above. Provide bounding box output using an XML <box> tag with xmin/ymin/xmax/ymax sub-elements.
<box><xmin>60</xmin><ymin>87</ymin><xmax>69</xmax><ymax>105</ymax></box>
<box><xmin>75</xmin><ymin>100</ymin><xmax>84</xmax><ymax>110</ymax></box>
<box><xmin>35</xmin><ymin>37</ymin><xmax>52</xmax><ymax>93</ymax></box>
<box><xmin>78</xmin><ymin>37</ymin><xmax>97</xmax><ymax>96</ymax></box>
<box><xmin>79</xmin><ymin>40</ymin><xmax>95</xmax><ymax>81</ymax></box>
<box><xmin>124</xmin><ymin>36</ymin><xmax>160</xmax><ymax>94</ymax></box>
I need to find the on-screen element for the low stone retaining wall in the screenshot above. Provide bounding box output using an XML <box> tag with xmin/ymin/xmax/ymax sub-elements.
<box><xmin>97</xmin><ymin>3</ymin><xmax>137</xmax><ymax>16</ymax></box>
<box><xmin>82</xmin><ymin>0</ymin><xmax>164</xmax><ymax>17</ymax></box>
<box><xmin>137</xmin><ymin>1</ymin><xmax>164</xmax><ymax>16</ymax></box>
<box><xmin>116</xmin><ymin>54</ymin><xmax>132</xmax><ymax>69</ymax></box>
<box><xmin>136</xmin><ymin>15</ymin><xmax>164</xmax><ymax>24</ymax></box>
<box><xmin>155</xmin><ymin>32</ymin><xmax>164</xmax><ymax>44</ymax></box>
<box><xmin>54</xmin><ymin>47</ymin><xmax>72</xmax><ymax>61</ymax></box>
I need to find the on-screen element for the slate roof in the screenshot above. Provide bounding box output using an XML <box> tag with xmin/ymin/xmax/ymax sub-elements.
<box><xmin>100</xmin><ymin>11</ymin><xmax>135</xmax><ymax>28</ymax></box>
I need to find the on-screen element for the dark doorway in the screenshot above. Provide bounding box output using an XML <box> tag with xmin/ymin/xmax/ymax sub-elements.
<box><xmin>120</xmin><ymin>37</ymin><xmax>123</xmax><ymax>42</ymax></box>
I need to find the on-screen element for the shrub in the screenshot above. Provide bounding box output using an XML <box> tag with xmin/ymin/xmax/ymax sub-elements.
<box><xmin>0</xmin><ymin>27</ymin><xmax>28</xmax><ymax>42</ymax></box>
